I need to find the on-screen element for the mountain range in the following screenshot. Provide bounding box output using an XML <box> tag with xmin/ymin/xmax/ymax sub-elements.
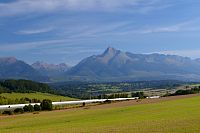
<box><xmin>1</xmin><ymin>47</ymin><xmax>200</xmax><ymax>82</ymax></box>
<box><xmin>66</xmin><ymin>47</ymin><xmax>200</xmax><ymax>81</ymax></box>
<box><xmin>0</xmin><ymin>57</ymin><xmax>48</xmax><ymax>82</ymax></box>
<box><xmin>32</xmin><ymin>61</ymin><xmax>70</xmax><ymax>77</ymax></box>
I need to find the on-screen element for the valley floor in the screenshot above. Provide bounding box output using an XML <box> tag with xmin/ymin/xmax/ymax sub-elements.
<box><xmin>1</xmin><ymin>94</ymin><xmax>200</xmax><ymax>133</ymax></box>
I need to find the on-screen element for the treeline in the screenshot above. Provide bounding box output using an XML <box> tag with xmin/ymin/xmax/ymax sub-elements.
<box><xmin>0</xmin><ymin>96</ymin><xmax>41</xmax><ymax>105</ymax></box>
<box><xmin>0</xmin><ymin>79</ymin><xmax>55</xmax><ymax>94</ymax></box>
<box><xmin>95</xmin><ymin>93</ymin><xmax>129</xmax><ymax>99</ymax></box>
<box><xmin>131</xmin><ymin>92</ymin><xmax>146</xmax><ymax>99</ymax></box>
<box><xmin>169</xmin><ymin>87</ymin><xmax>200</xmax><ymax>96</ymax></box>
<box><xmin>2</xmin><ymin>99</ymin><xmax>53</xmax><ymax>115</ymax></box>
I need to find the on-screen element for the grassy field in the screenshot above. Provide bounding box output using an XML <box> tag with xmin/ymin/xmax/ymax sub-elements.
<box><xmin>0</xmin><ymin>95</ymin><xmax>200</xmax><ymax>133</ymax></box>
<box><xmin>0</xmin><ymin>92</ymin><xmax>77</xmax><ymax>102</ymax></box>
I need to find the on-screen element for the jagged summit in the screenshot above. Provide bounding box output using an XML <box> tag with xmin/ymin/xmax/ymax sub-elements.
<box><xmin>0</xmin><ymin>57</ymin><xmax>17</xmax><ymax>64</ymax></box>
<box><xmin>102</xmin><ymin>47</ymin><xmax>119</xmax><ymax>55</ymax></box>
<box><xmin>31</xmin><ymin>61</ymin><xmax>70</xmax><ymax>77</ymax></box>
<box><xmin>32</xmin><ymin>61</ymin><xmax>69</xmax><ymax>70</ymax></box>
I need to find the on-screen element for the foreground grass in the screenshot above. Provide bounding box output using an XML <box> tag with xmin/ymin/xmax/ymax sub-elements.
<box><xmin>1</xmin><ymin>96</ymin><xmax>200</xmax><ymax>133</ymax></box>
<box><xmin>0</xmin><ymin>92</ymin><xmax>76</xmax><ymax>102</ymax></box>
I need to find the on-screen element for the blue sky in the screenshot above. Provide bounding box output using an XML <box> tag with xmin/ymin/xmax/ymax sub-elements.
<box><xmin>0</xmin><ymin>0</ymin><xmax>200</xmax><ymax>65</ymax></box>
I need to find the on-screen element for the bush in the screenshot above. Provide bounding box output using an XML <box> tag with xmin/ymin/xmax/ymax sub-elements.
<box><xmin>23</xmin><ymin>105</ymin><xmax>29</xmax><ymax>112</ymax></box>
<box><xmin>132</xmin><ymin>92</ymin><xmax>146</xmax><ymax>99</ymax></box>
<box><xmin>40</xmin><ymin>99</ymin><xmax>53</xmax><ymax>111</ymax></box>
<box><xmin>23</xmin><ymin>104</ymin><xmax>34</xmax><ymax>112</ymax></box>
<box><xmin>82</xmin><ymin>102</ymin><xmax>85</xmax><ymax>107</ymax></box>
<box><xmin>28</xmin><ymin>104</ymin><xmax>34</xmax><ymax>112</ymax></box>
<box><xmin>2</xmin><ymin>110</ymin><xmax>13</xmax><ymax>115</ymax></box>
<box><xmin>14</xmin><ymin>108</ymin><xmax>24</xmax><ymax>114</ymax></box>
<box><xmin>104</xmin><ymin>100</ymin><xmax>112</xmax><ymax>104</ymax></box>
<box><xmin>34</xmin><ymin>104</ymin><xmax>41</xmax><ymax>111</ymax></box>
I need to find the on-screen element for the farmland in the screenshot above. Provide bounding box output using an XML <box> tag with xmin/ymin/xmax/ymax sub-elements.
<box><xmin>0</xmin><ymin>94</ymin><xmax>200</xmax><ymax>133</ymax></box>
<box><xmin>0</xmin><ymin>92</ymin><xmax>76</xmax><ymax>104</ymax></box>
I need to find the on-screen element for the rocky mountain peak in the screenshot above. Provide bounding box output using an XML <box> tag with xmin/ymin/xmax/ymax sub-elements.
<box><xmin>0</xmin><ymin>57</ymin><xmax>17</xmax><ymax>64</ymax></box>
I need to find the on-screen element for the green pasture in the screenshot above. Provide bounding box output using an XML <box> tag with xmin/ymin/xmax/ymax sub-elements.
<box><xmin>0</xmin><ymin>95</ymin><xmax>200</xmax><ymax>133</ymax></box>
<box><xmin>0</xmin><ymin>92</ymin><xmax>76</xmax><ymax>102</ymax></box>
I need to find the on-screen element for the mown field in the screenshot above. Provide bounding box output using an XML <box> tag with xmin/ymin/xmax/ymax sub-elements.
<box><xmin>0</xmin><ymin>92</ymin><xmax>77</xmax><ymax>102</ymax></box>
<box><xmin>0</xmin><ymin>95</ymin><xmax>200</xmax><ymax>133</ymax></box>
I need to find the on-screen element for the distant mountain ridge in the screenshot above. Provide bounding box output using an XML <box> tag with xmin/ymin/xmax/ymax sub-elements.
<box><xmin>66</xmin><ymin>47</ymin><xmax>200</xmax><ymax>81</ymax></box>
<box><xmin>0</xmin><ymin>57</ymin><xmax>48</xmax><ymax>82</ymax></box>
<box><xmin>1</xmin><ymin>47</ymin><xmax>200</xmax><ymax>82</ymax></box>
<box><xmin>32</xmin><ymin>61</ymin><xmax>70</xmax><ymax>77</ymax></box>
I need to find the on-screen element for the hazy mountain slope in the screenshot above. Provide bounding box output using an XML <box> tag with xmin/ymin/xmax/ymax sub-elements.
<box><xmin>2</xmin><ymin>48</ymin><xmax>200</xmax><ymax>82</ymax></box>
<box><xmin>0</xmin><ymin>57</ymin><xmax>48</xmax><ymax>82</ymax></box>
<box><xmin>66</xmin><ymin>47</ymin><xmax>200</xmax><ymax>81</ymax></box>
<box><xmin>32</xmin><ymin>61</ymin><xmax>70</xmax><ymax>77</ymax></box>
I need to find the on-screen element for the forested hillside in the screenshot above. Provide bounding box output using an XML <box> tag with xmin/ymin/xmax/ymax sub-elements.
<box><xmin>0</xmin><ymin>79</ymin><xmax>54</xmax><ymax>94</ymax></box>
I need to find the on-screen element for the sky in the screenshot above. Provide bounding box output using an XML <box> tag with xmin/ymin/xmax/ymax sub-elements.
<box><xmin>0</xmin><ymin>0</ymin><xmax>200</xmax><ymax>65</ymax></box>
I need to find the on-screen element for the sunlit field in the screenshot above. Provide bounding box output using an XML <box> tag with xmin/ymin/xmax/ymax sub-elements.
<box><xmin>1</xmin><ymin>95</ymin><xmax>200</xmax><ymax>133</ymax></box>
<box><xmin>0</xmin><ymin>92</ymin><xmax>76</xmax><ymax>102</ymax></box>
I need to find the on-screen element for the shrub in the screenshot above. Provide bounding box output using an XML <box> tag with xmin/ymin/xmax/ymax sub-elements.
<box><xmin>82</xmin><ymin>102</ymin><xmax>85</xmax><ymax>107</ymax></box>
<box><xmin>104</xmin><ymin>100</ymin><xmax>112</xmax><ymax>104</ymax></box>
<box><xmin>23</xmin><ymin>105</ymin><xmax>29</xmax><ymax>112</ymax></box>
<box><xmin>40</xmin><ymin>99</ymin><xmax>52</xmax><ymax>111</ymax></box>
<box><xmin>14</xmin><ymin>108</ymin><xmax>24</xmax><ymax>114</ymax></box>
<box><xmin>34</xmin><ymin>104</ymin><xmax>41</xmax><ymax>111</ymax></box>
<box><xmin>23</xmin><ymin>104</ymin><xmax>34</xmax><ymax>112</ymax></box>
<box><xmin>2</xmin><ymin>110</ymin><xmax>13</xmax><ymax>115</ymax></box>
<box><xmin>28</xmin><ymin>104</ymin><xmax>34</xmax><ymax>112</ymax></box>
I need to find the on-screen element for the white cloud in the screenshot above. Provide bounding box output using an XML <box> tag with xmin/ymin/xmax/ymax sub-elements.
<box><xmin>0</xmin><ymin>36</ymin><xmax>100</xmax><ymax>52</ymax></box>
<box><xmin>156</xmin><ymin>49</ymin><xmax>200</xmax><ymax>59</ymax></box>
<box><xmin>0</xmin><ymin>0</ymin><xmax>168</xmax><ymax>17</ymax></box>
<box><xmin>139</xmin><ymin>26</ymin><xmax>179</xmax><ymax>34</ymax></box>
<box><xmin>61</xmin><ymin>21</ymin><xmax>132</xmax><ymax>39</ymax></box>
<box><xmin>138</xmin><ymin>19</ymin><xmax>200</xmax><ymax>34</ymax></box>
<box><xmin>103</xmin><ymin>19</ymin><xmax>200</xmax><ymax>36</ymax></box>
<box><xmin>0</xmin><ymin>39</ymin><xmax>70</xmax><ymax>51</ymax></box>
<box><xmin>16</xmin><ymin>27</ymin><xmax>54</xmax><ymax>35</ymax></box>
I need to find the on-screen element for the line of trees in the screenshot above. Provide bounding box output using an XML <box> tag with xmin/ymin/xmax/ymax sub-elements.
<box><xmin>2</xmin><ymin>99</ymin><xmax>53</xmax><ymax>115</ymax></box>
<box><xmin>169</xmin><ymin>87</ymin><xmax>200</xmax><ymax>96</ymax></box>
<box><xmin>96</xmin><ymin>93</ymin><xmax>129</xmax><ymax>99</ymax></box>
<box><xmin>0</xmin><ymin>97</ymin><xmax>41</xmax><ymax>105</ymax></box>
<box><xmin>131</xmin><ymin>92</ymin><xmax>146</xmax><ymax>99</ymax></box>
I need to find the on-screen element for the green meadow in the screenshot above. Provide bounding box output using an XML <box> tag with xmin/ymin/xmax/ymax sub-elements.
<box><xmin>1</xmin><ymin>96</ymin><xmax>200</xmax><ymax>133</ymax></box>
<box><xmin>0</xmin><ymin>92</ymin><xmax>76</xmax><ymax>102</ymax></box>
